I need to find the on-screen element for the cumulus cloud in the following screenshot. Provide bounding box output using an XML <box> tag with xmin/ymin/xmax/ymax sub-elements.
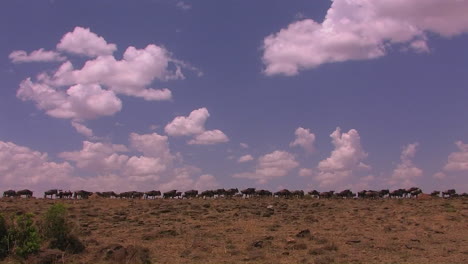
<box><xmin>263</xmin><ymin>0</ymin><xmax>468</xmax><ymax>75</ymax></box>
<box><xmin>238</xmin><ymin>154</ymin><xmax>254</xmax><ymax>163</ymax></box>
<box><xmin>443</xmin><ymin>141</ymin><xmax>468</xmax><ymax>172</ymax></box>
<box><xmin>13</xmin><ymin>27</ymin><xmax>193</xmax><ymax>136</ymax></box>
<box><xmin>17</xmin><ymin>79</ymin><xmax>122</xmax><ymax>120</ymax></box>
<box><xmin>52</xmin><ymin>44</ymin><xmax>180</xmax><ymax>100</ymax></box>
<box><xmin>0</xmin><ymin>141</ymin><xmax>73</xmax><ymax>189</ymax></box>
<box><xmin>57</xmin><ymin>27</ymin><xmax>117</xmax><ymax>57</ymax></box>
<box><xmin>188</xmin><ymin>130</ymin><xmax>229</xmax><ymax>145</ymax></box>
<box><xmin>165</xmin><ymin>108</ymin><xmax>209</xmax><ymax>136</ymax></box>
<box><xmin>290</xmin><ymin>127</ymin><xmax>315</xmax><ymax>152</ymax></box>
<box><xmin>388</xmin><ymin>143</ymin><xmax>423</xmax><ymax>188</ymax></box>
<box><xmin>129</xmin><ymin>132</ymin><xmax>174</xmax><ymax>163</ymax></box>
<box><xmin>165</xmin><ymin>108</ymin><xmax>229</xmax><ymax>145</ymax></box>
<box><xmin>315</xmin><ymin>127</ymin><xmax>369</xmax><ymax>187</ymax></box>
<box><xmin>59</xmin><ymin>141</ymin><xmax>129</xmax><ymax>172</ymax></box>
<box><xmin>71</xmin><ymin>120</ymin><xmax>94</xmax><ymax>138</ymax></box>
<box><xmin>176</xmin><ymin>1</ymin><xmax>191</xmax><ymax>11</ymax></box>
<box><xmin>233</xmin><ymin>150</ymin><xmax>299</xmax><ymax>184</ymax></box>
<box><xmin>299</xmin><ymin>168</ymin><xmax>313</xmax><ymax>177</ymax></box>
<box><xmin>9</xmin><ymin>48</ymin><xmax>65</xmax><ymax>63</ymax></box>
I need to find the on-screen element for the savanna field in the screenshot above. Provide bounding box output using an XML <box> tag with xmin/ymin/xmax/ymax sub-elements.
<box><xmin>0</xmin><ymin>196</ymin><xmax>467</xmax><ymax>264</ymax></box>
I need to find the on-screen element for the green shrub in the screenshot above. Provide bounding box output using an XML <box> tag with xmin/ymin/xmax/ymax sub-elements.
<box><xmin>42</xmin><ymin>203</ymin><xmax>84</xmax><ymax>253</ymax></box>
<box><xmin>10</xmin><ymin>213</ymin><xmax>41</xmax><ymax>258</ymax></box>
<box><xmin>0</xmin><ymin>214</ymin><xmax>9</xmax><ymax>259</ymax></box>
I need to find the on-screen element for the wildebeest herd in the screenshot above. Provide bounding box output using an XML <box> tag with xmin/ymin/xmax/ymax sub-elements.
<box><xmin>2</xmin><ymin>187</ymin><xmax>465</xmax><ymax>199</ymax></box>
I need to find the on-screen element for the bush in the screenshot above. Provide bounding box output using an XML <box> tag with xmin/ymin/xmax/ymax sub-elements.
<box><xmin>10</xmin><ymin>213</ymin><xmax>41</xmax><ymax>258</ymax></box>
<box><xmin>0</xmin><ymin>214</ymin><xmax>9</xmax><ymax>259</ymax></box>
<box><xmin>42</xmin><ymin>203</ymin><xmax>84</xmax><ymax>253</ymax></box>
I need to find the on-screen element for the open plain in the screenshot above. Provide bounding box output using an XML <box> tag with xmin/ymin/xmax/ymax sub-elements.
<box><xmin>0</xmin><ymin>196</ymin><xmax>467</xmax><ymax>264</ymax></box>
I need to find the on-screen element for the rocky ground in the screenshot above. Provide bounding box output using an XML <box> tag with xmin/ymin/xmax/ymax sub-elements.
<box><xmin>0</xmin><ymin>196</ymin><xmax>467</xmax><ymax>264</ymax></box>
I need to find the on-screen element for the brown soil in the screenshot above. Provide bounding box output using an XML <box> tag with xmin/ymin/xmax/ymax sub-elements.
<box><xmin>0</xmin><ymin>197</ymin><xmax>467</xmax><ymax>264</ymax></box>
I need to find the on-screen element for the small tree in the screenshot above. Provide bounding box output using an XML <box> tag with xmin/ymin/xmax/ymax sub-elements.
<box><xmin>42</xmin><ymin>203</ymin><xmax>84</xmax><ymax>253</ymax></box>
<box><xmin>10</xmin><ymin>213</ymin><xmax>41</xmax><ymax>258</ymax></box>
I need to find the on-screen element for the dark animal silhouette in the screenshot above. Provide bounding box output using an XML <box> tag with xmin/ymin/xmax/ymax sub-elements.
<box><xmin>44</xmin><ymin>189</ymin><xmax>58</xmax><ymax>199</ymax></box>
<box><xmin>183</xmin><ymin>190</ymin><xmax>198</xmax><ymax>198</ymax></box>
<box><xmin>163</xmin><ymin>190</ymin><xmax>177</xmax><ymax>199</ymax></box>
<box><xmin>200</xmin><ymin>190</ymin><xmax>215</xmax><ymax>198</ymax></box>
<box><xmin>430</xmin><ymin>191</ymin><xmax>440</xmax><ymax>197</ymax></box>
<box><xmin>274</xmin><ymin>189</ymin><xmax>291</xmax><ymax>198</ymax></box>
<box><xmin>241</xmin><ymin>188</ymin><xmax>256</xmax><ymax>198</ymax></box>
<box><xmin>308</xmin><ymin>190</ymin><xmax>319</xmax><ymax>198</ymax></box>
<box><xmin>144</xmin><ymin>190</ymin><xmax>161</xmax><ymax>199</ymax></box>
<box><xmin>3</xmin><ymin>190</ymin><xmax>16</xmax><ymax>198</ymax></box>
<box><xmin>73</xmin><ymin>190</ymin><xmax>93</xmax><ymax>199</ymax></box>
<box><xmin>16</xmin><ymin>189</ymin><xmax>33</xmax><ymax>198</ymax></box>
<box><xmin>442</xmin><ymin>189</ymin><xmax>456</xmax><ymax>198</ymax></box>
<box><xmin>225</xmin><ymin>188</ymin><xmax>239</xmax><ymax>197</ymax></box>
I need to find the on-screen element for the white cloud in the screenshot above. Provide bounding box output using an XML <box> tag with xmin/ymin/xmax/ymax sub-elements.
<box><xmin>0</xmin><ymin>141</ymin><xmax>73</xmax><ymax>189</ymax></box>
<box><xmin>59</xmin><ymin>141</ymin><xmax>129</xmax><ymax>172</ymax></box>
<box><xmin>238</xmin><ymin>154</ymin><xmax>254</xmax><ymax>163</ymax></box>
<box><xmin>299</xmin><ymin>168</ymin><xmax>313</xmax><ymax>177</ymax></box>
<box><xmin>9</xmin><ymin>48</ymin><xmax>65</xmax><ymax>63</ymax></box>
<box><xmin>290</xmin><ymin>127</ymin><xmax>315</xmax><ymax>152</ymax></box>
<box><xmin>71</xmin><ymin>120</ymin><xmax>94</xmax><ymax>138</ymax></box>
<box><xmin>188</xmin><ymin>130</ymin><xmax>229</xmax><ymax>145</ymax></box>
<box><xmin>315</xmin><ymin>127</ymin><xmax>369</xmax><ymax>187</ymax></box>
<box><xmin>194</xmin><ymin>174</ymin><xmax>219</xmax><ymax>190</ymax></box>
<box><xmin>388</xmin><ymin>143</ymin><xmax>423</xmax><ymax>188</ymax></box>
<box><xmin>17</xmin><ymin>79</ymin><xmax>122</xmax><ymax>120</ymax></box>
<box><xmin>433</xmin><ymin>172</ymin><xmax>446</xmax><ymax>180</ymax></box>
<box><xmin>240</xmin><ymin>143</ymin><xmax>249</xmax><ymax>149</ymax></box>
<box><xmin>176</xmin><ymin>1</ymin><xmax>191</xmax><ymax>11</ymax></box>
<box><xmin>233</xmin><ymin>150</ymin><xmax>299</xmax><ymax>184</ymax></box>
<box><xmin>129</xmin><ymin>132</ymin><xmax>174</xmax><ymax>163</ymax></box>
<box><xmin>165</xmin><ymin>108</ymin><xmax>209</xmax><ymax>136</ymax></box>
<box><xmin>57</xmin><ymin>26</ymin><xmax>117</xmax><ymax>57</ymax></box>
<box><xmin>443</xmin><ymin>141</ymin><xmax>468</xmax><ymax>172</ymax></box>
<box><xmin>52</xmin><ymin>44</ymin><xmax>178</xmax><ymax>101</ymax></box>
<box><xmin>165</xmin><ymin>108</ymin><xmax>229</xmax><ymax>145</ymax></box>
<box><xmin>263</xmin><ymin>0</ymin><xmax>468</xmax><ymax>75</ymax></box>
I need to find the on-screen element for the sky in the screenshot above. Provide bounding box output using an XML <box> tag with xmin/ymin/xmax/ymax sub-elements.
<box><xmin>1</xmin><ymin>0</ymin><xmax>468</xmax><ymax>194</ymax></box>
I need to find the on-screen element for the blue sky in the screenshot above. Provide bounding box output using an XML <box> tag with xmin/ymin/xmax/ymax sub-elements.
<box><xmin>1</xmin><ymin>0</ymin><xmax>467</xmax><ymax>194</ymax></box>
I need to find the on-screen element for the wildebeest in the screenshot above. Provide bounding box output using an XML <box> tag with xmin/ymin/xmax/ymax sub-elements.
<box><xmin>430</xmin><ymin>191</ymin><xmax>440</xmax><ymax>197</ymax></box>
<box><xmin>213</xmin><ymin>189</ymin><xmax>226</xmax><ymax>198</ymax></box>
<box><xmin>389</xmin><ymin>189</ymin><xmax>405</xmax><ymax>198</ymax></box>
<box><xmin>255</xmin><ymin>189</ymin><xmax>272</xmax><ymax>197</ymax></box>
<box><xmin>44</xmin><ymin>189</ymin><xmax>58</xmax><ymax>199</ymax></box>
<box><xmin>144</xmin><ymin>190</ymin><xmax>161</xmax><ymax>199</ymax></box>
<box><xmin>16</xmin><ymin>189</ymin><xmax>33</xmax><ymax>198</ymax></box>
<box><xmin>336</xmin><ymin>189</ymin><xmax>355</xmax><ymax>198</ymax></box>
<box><xmin>3</xmin><ymin>190</ymin><xmax>16</xmax><ymax>198</ymax></box>
<box><xmin>241</xmin><ymin>188</ymin><xmax>256</xmax><ymax>198</ymax></box>
<box><xmin>200</xmin><ymin>190</ymin><xmax>215</xmax><ymax>199</ymax></box>
<box><xmin>163</xmin><ymin>190</ymin><xmax>177</xmax><ymax>199</ymax></box>
<box><xmin>379</xmin><ymin>189</ymin><xmax>389</xmax><ymax>198</ymax></box>
<box><xmin>409</xmin><ymin>188</ymin><xmax>422</xmax><ymax>198</ymax></box>
<box><xmin>73</xmin><ymin>190</ymin><xmax>93</xmax><ymax>199</ymax></box>
<box><xmin>225</xmin><ymin>188</ymin><xmax>239</xmax><ymax>197</ymax></box>
<box><xmin>57</xmin><ymin>190</ymin><xmax>73</xmax><ymax>199</ymax></box>
<box><xmin>308</xmin><ymin>190</ymin><xmax>319</xmax><ymax>198</ymax></box>
<box><xmin>291</xmin><ymin>190</ymin><xmax>305</xmax><ymax>198</ymax></box>
<box><xmin>274</xmin><ymin>189</ymin><xmax>291</xmax><ymax>198</ymax></box>
<box><xmin>442</xmin><ymin>189</ymin><xmax>456</xmax><ymax>198</ymax></box>
<box><xmin>183</xmin><ymin>190</ymin><xmax>198</xmax><ymax>198</ymax></box>
<box><xmin>319</xmin><ymin>191</ymin><xmax>334</xmax><ymax>199</ymax></box>
<box><xmin>96</xmin><ymin>191</ymin><xmax>117</xmax><ymax>198</ymax></box>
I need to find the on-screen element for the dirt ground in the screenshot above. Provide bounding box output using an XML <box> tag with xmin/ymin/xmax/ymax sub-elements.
<box><xmin>0</xmin><ymin>196</ymin><xmax>467</xmax><ymax>264</ymax></box>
